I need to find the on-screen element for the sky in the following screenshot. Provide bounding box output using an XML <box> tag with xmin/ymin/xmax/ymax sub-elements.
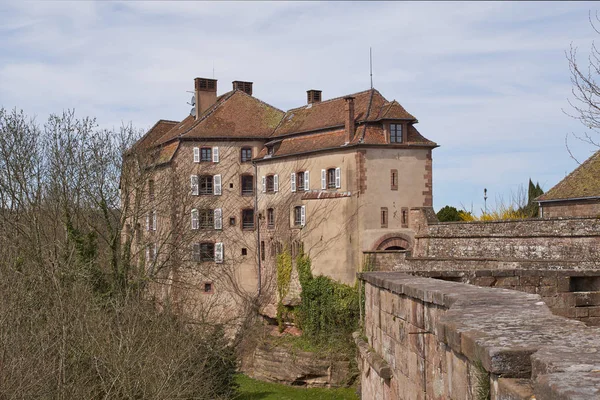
<box><xmin>1</xmin><ymin>1</ymin><xmax>599</xmax><ymax>214</ymax></box>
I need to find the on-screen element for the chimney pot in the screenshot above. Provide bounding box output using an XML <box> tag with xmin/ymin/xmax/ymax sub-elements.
<box><xmin>344</xmin><ymin>96</ymin><xmax>355</xmax><ymax>143</ymax></box>
<box><xmin>307</xmin><ymin>90</ymin><xmax>322</xmax><ymax>104</ymax></box>
<box><xmin>194</xmin><ymin>77</ymin><xmax>218</xmax><ymax>119</ymax></box>
<box><xmin>233</xmin><ymin>81</ymin><xmax>253</xmax><ymax>96</ymax></box>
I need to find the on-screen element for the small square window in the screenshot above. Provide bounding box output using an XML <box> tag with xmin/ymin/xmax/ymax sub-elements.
<box><xmin>203</xmin><ymin>282</ymin><xmax>213</xmax><ymax>294</ymax></box>
<box><xmin>200</xmin><ymin>147</ymin><xmax>212</xmax><ymax>162</ymax></box>
<box><xmin>241</xmin><ymin>248</ymin><xmax>248</xmax><ymax>256</ymax></box>
<box><xmin>229</xmin><ymin>217</ymin><xmax>236</xmax><ymax>226</ymax></box>
<box><xmin>230</xmin><ymin>183</ymin><xmax>234</xmax><ymax>189</ymax></box>
<box><xmin>241</xmin><ymin>147</ymin><xmax>252</xmax><ymax>162</ymax></box>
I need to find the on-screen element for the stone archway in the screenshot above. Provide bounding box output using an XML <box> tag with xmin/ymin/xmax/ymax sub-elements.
<box><xmin>371</xmin><ymin>233</ymin><xmax>412</xmax><ymax>251</ymax></box>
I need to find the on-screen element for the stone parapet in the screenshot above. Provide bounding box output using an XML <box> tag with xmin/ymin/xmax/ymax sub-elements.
<box><xmin>358</xmin><ymin>271</ymin><xmax>600</xmax><ymax>400</ymax></box>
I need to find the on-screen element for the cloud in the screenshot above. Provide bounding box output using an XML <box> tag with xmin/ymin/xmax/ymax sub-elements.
<box><xmin>0</xmin><ymin>1</ymin><xmax>598</xmax><ymax>212</ymax></box>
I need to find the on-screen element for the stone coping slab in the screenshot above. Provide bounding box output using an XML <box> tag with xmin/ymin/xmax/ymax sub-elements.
<box><xmin>359</xmin><ymin>272</ymin><xmax>600</xmax><ymax>397</ymax></box>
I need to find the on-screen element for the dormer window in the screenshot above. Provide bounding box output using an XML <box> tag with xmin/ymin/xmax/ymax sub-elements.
<box><xmin>267</xmin><ymin>146</ymin><xmax>274</xmax><ymax>156</ymax></box>
<box><xmin>390</xmin><ymin>124</ymin><xmax>403</xmax><ymax>143</ymax></box>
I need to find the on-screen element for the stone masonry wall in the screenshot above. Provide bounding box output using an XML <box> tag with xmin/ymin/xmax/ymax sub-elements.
<box><xmin>358</xmin><ymin>272</ymin><xmax>600</xmax><ymax>400</ymax></box>
<box><xmin>412</xmin><ymin>216</ymin><xmax>600</xmax><ymax>261</ymax></box>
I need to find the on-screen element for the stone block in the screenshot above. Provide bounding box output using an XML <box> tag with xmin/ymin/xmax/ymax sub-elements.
<box><xmin>474</xmin><ymin>276</ymin><xmax>496</xmax><ymax>287</ymax></box>
<box><xmin>449</xmin><ymin>351</ymin><xmax>469</xmax><ymax>400</ymax></box>
<box><xmin>495</xmin><ymin>276</ymin><xmax>519</xmax><ymax>287</ymax></box>
<box><xmin>495</xmin><ymin>377</ymin><xmax>534</xmax><ymax>400</ymax></box>
<box><xmin>557</xmin><ymin>276</ymin><xmax>570</xmax><ymax>292</ymax></box>
<box><xmin>588</xmin><ymin>306</ymin><xmax>600</xmax><ymax>317</ymax></box>
<box><xmin>519</xmin><ymin>285</ymin><xmax>537</xmax><ymax>294</ymax></box>
<box><xmin>576</xmin><ymin>307</ymin><xmax>590</xmax><ymax>318</ymax></box>
<box><xmin>409</xmin><ymin>297</ymin><xmax>425</xmax><ymax>329</ymax></box>
<box><xmin>519</xmin><ymin>275</ymin><xmax>539</xmax><ymax>286</ymax></box>
<box><xmin>540</xmin><ymin>276</ymin><xmax>557</xmax><ymax>287</ymax></box>
<box><xmin>537</xmin><ymin>285</ymin><xmax>557</xmax><ymax>297</ymax></box>
<box><xmin>575</xmin><ymin>292</ymin><xmax>600</xmax><ymax>307</ymax></box>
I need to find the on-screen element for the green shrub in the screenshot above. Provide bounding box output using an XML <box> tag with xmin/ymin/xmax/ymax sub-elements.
<box><xmin>436</xmin><ymin>205</ymin><xmax>461</xmax><ymax>222</ymax></box>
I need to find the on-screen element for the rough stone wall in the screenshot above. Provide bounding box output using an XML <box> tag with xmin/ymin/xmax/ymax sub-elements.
<box><xmin>412</xmin><ymin>216</ymin><xmax>600</xmax><ymax>261</ymax></box>
<box><xmin>400</xmin><ymin>268</ymin><xmax>600</xmax><ymax>325</ymax></box>
<box><xmin>358</xmin><ymin>272</ymin><xmax>600</xmax><ymax>400</ymax></box>
<box><xmin>363</xmin><ymin>251</ymin><xmax>408</xmax><ymax>272</ymax></box>
<box><xmin>541</xmin><ymin>199</ymin><xmax>600</xmax><ymax>218</ymax></box>
<box><xmin>243</xmin><ymin>342</ymin><xmax>352</xmax><ymax>388</ymax></box>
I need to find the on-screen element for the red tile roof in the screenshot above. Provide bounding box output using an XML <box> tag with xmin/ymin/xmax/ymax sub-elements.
<box><xmin>155</xmin><ymin>90</ymin><xmax>283</xmax><ymax>145</ymax></box>
<box><xmin>132</xmin><ymin>119</ymin><xmax>178</xmax><ymax>150</ymax></box>
<box><xmin>537</xmin><ymin>150</ymin><xmax>600</xmax><ymax>201</ymax></box>
<box><xmin>136</xmin><ymin>85</ymin><xmax>434</xmax><ymax>163</ymax></box>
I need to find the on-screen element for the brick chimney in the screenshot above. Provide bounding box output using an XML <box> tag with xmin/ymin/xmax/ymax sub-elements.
<box><xmin>307</xmin><ymin>89</ymin><xmax>322</xmax><ymax>104</ymax></box>
<box><xmin>232</xmin><ymin>81</ymin><xmax>253</xmax><ymax>96</ymax></box>
<box><xmin>194</xmin><ymin>77</ymin><xmax>218</xmax><ymax>119</ymax></box>
<box><xmin>344</xmin><ymin>96</ymin><xmax>355</xmax><ymax>143</ymax></box>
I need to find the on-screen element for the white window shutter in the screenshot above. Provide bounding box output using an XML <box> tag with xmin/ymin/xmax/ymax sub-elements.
<box><xmin>335</xmin><ymin>167</ymin><xmax>341</xmax><ymax>188</ymax></box>
<box><xmin>145</xmin><ymin>245</ymin><xmax>150</xmax><ymax>261</ymax></box>
<box><xmin>274</xmin><ymin>174</ymin><xmax>279</xmax><ymax>192</ymax></box>
<box><xmin>153</xmin><ymin>211</ymin><xmax>157</xmax><ymax>231</ymax></box>
<box><xmin>191</xmin><ymin>209</ymin><xmax>198</xmax><ymax>230</ymax></box>
<box><xmin>212</xmin><ymin>146</ymin><xmax>219</xmax><ymax>163</ymax></box>
<box><xmin>291</xmin><ymin>173</ymin><xmax>296</xmax><ymax>192</ymax></box>
<box><xmin>304</xmin><ymin>170</ymin><xmax>310</xmax><ymax>191</ymax></box>
<box><xmin>213</xmin><ymin>174</ymin><xmax>222</xmax><ymax>195</ymax></box>
<box><xmin>215</xmin><ymin>242</ymin><xmax>224</xmax><ymax>264</ymax></box>
<box><xmin>262</xmin><ymin>176</ymin><xmax>266</xmax><ymax>193</ymax></box>
<box><xmin>300</xmin><ymin>205</ymin><xmax>306</xmax><ymax>226</ymax></box>
<box><xmin>153</xmin><ymin>243</ymin><xmax>158</xmax><ymax>261</ymax></box>
<box><xmin>214</xmin><ymin>208</ymin><xmax>222</xmax><ymax>230</ymax></box>
<box><xmin>146</xmin><ymin>213</ymin><xmax>150</xmax><ymax>231</ymax></box>
<box><xmin>321</xmin><ymin>169</ymin><xmax>326</xmax><ymax>190</ymax></box>
<box><xmin>192</xmin><ymin>243</ymin><xmax>200</xmax><ymax>262</ymax></box>
<box><xmin>191</xmin><ymin>175</ymin><xmax>199</xmax><ymax>196</ymax></box>
<box><xmin>193</xmin><ymin>147</ymin><xmax>200</xmax><ymax>163</ymax></box>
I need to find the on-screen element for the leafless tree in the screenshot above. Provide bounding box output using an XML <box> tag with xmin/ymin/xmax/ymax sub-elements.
<box><xmin>565</xmin><ymin>11</ymin><xmax>600</xmax><ymax>161</ymax></box>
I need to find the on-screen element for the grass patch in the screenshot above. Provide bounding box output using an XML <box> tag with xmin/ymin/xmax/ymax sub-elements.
<box><xmin>234</xmin><ymin>374</ymin><xmax>359</xmax><ymax>400</ymax></box>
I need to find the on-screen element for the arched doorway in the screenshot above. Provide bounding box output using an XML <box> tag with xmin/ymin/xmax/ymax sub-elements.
<box><xmin>371</xmin><ymin>233</ymin><xmax>412</xmax><ymax>251</ymax></box>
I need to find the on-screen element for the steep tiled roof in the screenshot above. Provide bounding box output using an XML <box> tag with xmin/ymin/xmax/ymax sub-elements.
<box><xmin>156</xmin><ymin>90</ymin><xmax>284</xmax><ymax>144</ymax></box>
<box><xmin>256</xmin><ymin>124</ymin><xmax>436</xmax><ymax>160</ymax></box>
<box><xmin>374</xmin><ymin>100</ymin><xmax>416</xmax><ymax>121</ymax></box>
<box><xmin>537</xmin><ymin>150</ymin><xmax>600</xmax><ymax>201</ymax></box>
<box><xmin>132</xmin><ymin>119</ymin><xmax>178</xmax><ymax>151</ymax></box>
<box><xmin>153</xmin><ymin>141</ymin><xmax>180</xmax><ymax>166</ymax></box>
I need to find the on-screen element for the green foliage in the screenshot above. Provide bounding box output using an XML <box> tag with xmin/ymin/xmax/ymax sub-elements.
<box><xmin>474</xmin><ymin>360</ymin><xmax>491</xmax><ymax>400</ymax></box>
<box><xmin>296</xmin><ymin>252</ymin><xmax>312</xmax><ymax>287</ymax></box>
<box><xmin>296</xmin><ymin>256</ymin><xmax>359</xmax><ymax>346</ymax></box>
<box><xmin>517</xmin><ymin>178</ymin><xmax>544</xmax><ymax>218</ymax></box>
<box><xmin>436</xmin><ymin>205</ymin><xmax>462</xmax><ymax>222</ymax></box>
<box><xmin>235</xmin><ymin>374</ymin><xmax>359</xmax><ymax>400</ymax></box>
<box><xmin>276</xmin><ymin>247</ymin><xmax>293</xmax><ymax>332</ymax></box>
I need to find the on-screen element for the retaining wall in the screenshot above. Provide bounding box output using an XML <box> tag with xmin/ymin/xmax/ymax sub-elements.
<box><xmin>357</xmin><ymin>272</ymin><xmax>600</xmax><ymax>400</ymax></box>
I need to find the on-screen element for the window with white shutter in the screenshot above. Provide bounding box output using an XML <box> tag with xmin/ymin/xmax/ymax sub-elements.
<box><xmin>212</xmin><ymin>146</ymin><xmax>219</xmax><ymax>163</ymax></box>
<box><xmin>304</xmin><ymin>171</ymin><xmax>310</xmax><ymax>191</ymax></box>
<box><xmin>191</xmin><ymin>209</ymin><xmax>199</xmax><ymax>230</ymax></box>
<box><xmin>191</xmin><ymin>175</ymin><xmax>199</xmax><ymax>196</ymax></box>
<box><xmin>291</xmin><ymin>173</ymin><xmax>296</xmax><ymax>192</ymax></box>
<box><xmin>152</xmin><ymin>211</ymin><xmax>157</xmax><ymax>231</ymax></box>
<box><xmin>153</xmin><ymin>243</ymin><xmax>157</xmax><ymax>261</ymax></box>
<box><xmin>193</xmin><ymin>147</ymin><xmax>200</xmax><ymax>163</ymax></box>
<box><xmin>214</xmin><ymin>208</ymin><xmax>222</xmax><ymax>230</ymax></box>
<box><xmin>215</xmin><ymin>242</ymin><xmax>224</xmax><ymax>264</ymax></box>
<box><xmin>274</xmin><ymin>174</ymin><xmax>279</xmax><ymax>192</ymax></box>
<box><xmin>262</xmin><ymin>176</ymin><xmax>266</xmax><ymax>193</ymax></box>
<box><xmin>300</xmin><ymin>205</ymin><xmax>306</xmax><ymax>226</ymax></box>
<box><xmin>213</xmin><ymin>174</ymin><xmax>222</xmax><ymax>195</ymax></box>
<box><xmin>321</xmin><ymin>169</ymin><xmax>326</xmax><ymax>190</ymax></box>
<box><xmin>145</xmin><ymin>245</ymin><xmax>150</xmax><ymax>261</ymax></box>
<box><xmin>192</xmin><ymin>243</ymin><xmax>201</xmax><ymax>262</ymax></box>
<box><xmin>335</xmin><ymin>167</ymin><xmax>341</xmax><ymax>188</ymax></box>
<box><xmin>146</xmin><ymin>213</ymin><xmax>150</xmax><ymax>231</ymax></box>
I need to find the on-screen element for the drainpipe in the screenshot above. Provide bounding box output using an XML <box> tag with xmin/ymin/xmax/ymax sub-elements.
<box><xmin>253</xmin><ymin>161</ymin><xmax>262</xmax><ymax>296</ymax></box>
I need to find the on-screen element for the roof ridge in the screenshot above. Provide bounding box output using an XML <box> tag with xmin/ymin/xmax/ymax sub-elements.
<box><xmin>234</xmin><ymin>89</ymin><xmax>286</xmax><ymax>114</ymax></box>
<box><xmin>284</xmin><ymin>88</ymin><xmax>378</xmax><ymax>113</ymax></box>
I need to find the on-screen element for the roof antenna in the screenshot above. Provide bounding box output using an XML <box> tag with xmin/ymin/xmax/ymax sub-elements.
<box><xmin>369</xmin><ymin>47</ymin><xmax>373</xmax><ymax>89</ymax></box>
<box><xmin>212</xmin><ymin>61</ymin><xmax>215</xmax><ymax>79</ymax></box>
